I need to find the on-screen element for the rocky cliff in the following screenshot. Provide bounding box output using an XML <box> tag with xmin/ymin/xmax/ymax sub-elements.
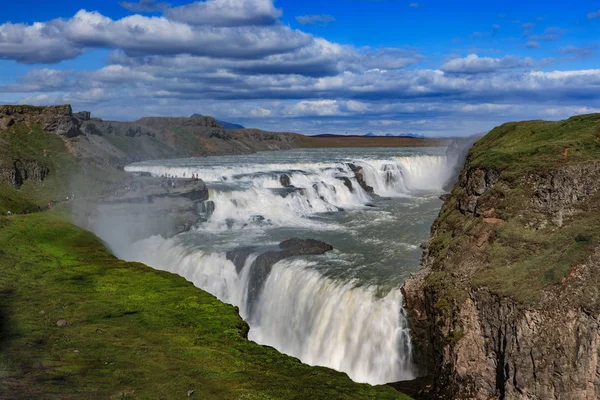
<box><xmin>403</xmin><ymin>114</ymin><xmax>600</xmax><ymax>399</ymax></box>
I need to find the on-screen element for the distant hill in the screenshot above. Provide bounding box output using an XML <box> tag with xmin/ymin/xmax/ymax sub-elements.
<box><xmin>398</xmin><ymin>133</ymin><xmax>425</xmax><ymax>139</ymax></box>
<box><xmin>191</xmin><ymin>114</ymin><xmax>244</xmax><ymax>130</ymax></box>
<box><xmin>364</xmin><ymin>132</ymin><xmax>376</xmax><ymax>137</ymax></box>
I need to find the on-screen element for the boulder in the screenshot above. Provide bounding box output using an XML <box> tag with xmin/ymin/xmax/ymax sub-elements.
<box><xmin>279</xmin><ymin>174</ymin><xmax>292</xmax><ymax>187</ymax></box>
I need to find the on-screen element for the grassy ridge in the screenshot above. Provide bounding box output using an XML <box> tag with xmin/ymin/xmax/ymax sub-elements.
<box><xmin>0</xmin><ymin>212</ymin><xmax>409</xmax><ymax>399</ymax></box>
<box><xmin>469</xmin><ymin>113</ymin><xmax>600</xmax><ymax>178</ymax></box>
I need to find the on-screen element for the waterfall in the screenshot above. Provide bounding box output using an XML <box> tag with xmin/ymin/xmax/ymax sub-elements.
<box><xmin>109</xmin><ymin>151</ymin><xmax>459</xmax><ymax>385</ymax></box>
<box><xmin>119</xmin><ymin>236</ymin><xmax>414</xmax><ymax>384</ymax></box>
<box><xmin>126</xmin><ymin>155</ymin><xmax>455</xmax><ymax>231</ymax></box>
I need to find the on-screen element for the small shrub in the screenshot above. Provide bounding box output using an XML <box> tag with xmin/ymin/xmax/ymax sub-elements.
<box><xmin>575</xmin><ymin>234</ymin><xmax>593</xmax><ymax>242</ymax></box>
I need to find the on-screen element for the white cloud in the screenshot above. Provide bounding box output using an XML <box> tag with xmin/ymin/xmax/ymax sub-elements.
<box><xmin>166</xmin><ymin>0</ymin><xmax>282</xmax><ymax>27</ymax></box>
<box><xmin>440</xmin><ymin>54</ymin><xmax>534</xmax><ymax>74</ymax></box>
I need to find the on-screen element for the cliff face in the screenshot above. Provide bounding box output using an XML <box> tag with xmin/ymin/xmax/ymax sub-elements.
<box><xmin>403</xmin><ymin>114</ymin><xmax>600</xmax><ymax>399</ymax></box>
<box><xmin>0</xmin><ymin>105</ymin><xmax>83</xmax><ymax>138</ymax></box>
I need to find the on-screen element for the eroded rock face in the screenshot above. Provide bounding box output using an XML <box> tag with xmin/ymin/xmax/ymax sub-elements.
<box><xmin>403</xmin><ymin>159</ymin><xmax>600</xmax><ymax>400</ymax></box>
<box><xmin>0</xmin><ymin>105</ymin><xmax>84</xmax><ymax>138</ymax></box>
<box><xmin>136</xmin><ymin>115</ymin><xmax>221</xmax><ymax>129</ymax></box>
<box><xmin>0</xmin><ymin>160</ymin><xmax>50</xmax><ymax>188</ymax></box>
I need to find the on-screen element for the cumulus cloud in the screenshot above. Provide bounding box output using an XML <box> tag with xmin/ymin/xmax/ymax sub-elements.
<box><xmin>526</xmin><ymin>41</ymin><xmax>540</xmax><ymax>48</ymax></box>
<box><xmin>296</xmin><ymin>15</ymin><xmax>336</xmax><ymax>26</ymax></box>
<box><xmin>166</xmin><ymin>0</ymin><xmax>282</xmax><ymax>26</ymax></box>
<box><xmin>0</xmin><ymin>21</ymin><xmax>83</xmax><ymax>63</ymax></box>
<box><xmin>440</xmin><ymin>54</ymin><xmax>534</xmax><ymax>74</ymax></box>
<box><xmin>0</xmin><ymin>10</ymin><xmax>311</xmax><ymax>63</ymax></box>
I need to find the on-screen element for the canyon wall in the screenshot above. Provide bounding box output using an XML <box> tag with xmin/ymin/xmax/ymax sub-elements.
<box><xmin>403</xmin><ymin>114</ymin><xmax>600</xmax><ymax>399</ymax></box>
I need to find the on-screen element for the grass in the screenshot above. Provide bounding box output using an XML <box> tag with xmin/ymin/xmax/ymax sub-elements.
<box><xmin>468</xmin><ymin>113</ymin><xmax>600</xmax><ymax>180</ymax></box>
<box><xmin>425</xmin><ymin>114</ymin><xmax>600</xmax><ymax>309</ymax></box>
<box><xmin>0</xmin><ymin>212</ymin><xmax>410</xmax><ymax>399</ymax></box>
<box><xmin>473</xmin><ymin>193</ymin><xmax>600</xmax><ymax>306</ymax></box>
<box><xmin>0</xmin><ymin>123</ymin><xmax>126</xmax><ymax>215</ymax></box>
<box><xmin>0</xmin><ymin>123</ymin><xmax>79</xmax><ymax>213</ymax></box>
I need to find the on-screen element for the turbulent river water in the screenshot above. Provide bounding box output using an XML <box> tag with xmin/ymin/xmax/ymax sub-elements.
<box><xmin>117</xmin><ymin>147</ymin><xmax>459</xmax><ymax>385</ymax></box>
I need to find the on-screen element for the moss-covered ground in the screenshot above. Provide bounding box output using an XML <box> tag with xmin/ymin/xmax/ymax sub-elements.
<box><xmin>0</xmin><ymin>212</ymin><xmax>409</xmax><ymax>399</ymax></box>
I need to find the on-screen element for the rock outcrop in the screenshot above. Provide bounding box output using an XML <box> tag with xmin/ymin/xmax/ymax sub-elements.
<box><xmin>0</xmin><ymin>159</ymin><xmax>50</xmax><ymax>188</ymax></box>
<box><xmin>227</xmin><ymin>239</ymin><xmax>334</xmax><ymax>316</ymax></box>
<box><xmin>76</xmin><ymin>177</ymin><xmax>210</xmax><ymax>245</ymax></box>
<box><xmin>403</xmin><ymin>115</ymin><xmax>600</xmax><ymax>399</ymax></box>
<box><xmin>348</xmin><ymin>163</ymin><xmax>374</xmax><ymax>193</ymax></box>
<box><xmin>0</xmin><ymin>105</ymin><xmax>84</xmax><ymax>138</ymax></box>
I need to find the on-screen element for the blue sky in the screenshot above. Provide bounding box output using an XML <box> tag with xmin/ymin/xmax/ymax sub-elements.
<box><xmin>1</xmin><ymin>0</ymin><xmax>600</xmax><ymax>136</ymax></box>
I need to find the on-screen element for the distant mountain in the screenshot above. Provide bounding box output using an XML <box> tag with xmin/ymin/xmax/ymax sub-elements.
<box><xmin>191</xmin><ymin>114</ymin><xmax>245</xmax><ymax>130</ymax></box>
<box><xmin>397</xmin><ymin>133</ymin><xmax>425</xmax><ymax>139</ymax></box>
<box><xmin>364</xmin><ymin>132</ymin><xmax>425</xmax><ymax>138</ymax></box>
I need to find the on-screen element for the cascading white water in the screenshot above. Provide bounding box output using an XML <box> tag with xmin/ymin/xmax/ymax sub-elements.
<box><xmin>126</xmin><ymin>155</ymin><xmax>453</xmax><ymax>231</ymax></box>
<box><xmin>251</xmin><ymin>259</ymin><xmax>413</xmax><ymax>384</ymax></box>
<box><xmin>120</xmin><ymin>236</ymin><xmax>413</xmax><ymax>384</ymax></box>
<box><xmin>112</xmin><ymin>149</ymin><xmax>461</xmax><ymax>385</ymax></box>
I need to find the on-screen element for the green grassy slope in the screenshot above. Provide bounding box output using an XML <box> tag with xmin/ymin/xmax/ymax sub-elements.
<box><xmin>424</xmin><ymin>113</ymin><xmax>600</xmax><ymax>308</ymax></box>
<box><xmin>469</xmin><ymin>113</ymin><xmax>600</xmax><ymax>178</ymax></box>
<box><xmin>0</xmin><ymin>122</ymin><xmax>124</xmax><ymax>215</ymax></box>
<box><xmin>0</xmin><ymin>212</ymin><xmax>409</xmax><ymax>400</ymax></box>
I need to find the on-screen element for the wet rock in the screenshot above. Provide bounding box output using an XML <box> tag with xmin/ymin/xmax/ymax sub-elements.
<box><xmin>279</xmin><ymin>174</ymin><xmax>292</xmax><ymax>187</ymax></box>
<box><xmin>245</xmin><ymin>239</ymin><xmax>334</xmax><ymax>316</ymax></box>
<box><xmin>347</xmin><ymin>163</ymin><xmax>374</xmax><ymax>193</ymax></box>
<box><xmin>339</xmin><ymin>177</ymin><xmax>353</xmax><ymax>192</ymax></box>
<box><xmin>226</xmin><ymin>247</ymin><xmax>256</xmax><ymax>273</ymax></box>
<box><xmin>198</xmin><ymin>200</ymin><xmax>215</xmax><ymax>218</ymax></box>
